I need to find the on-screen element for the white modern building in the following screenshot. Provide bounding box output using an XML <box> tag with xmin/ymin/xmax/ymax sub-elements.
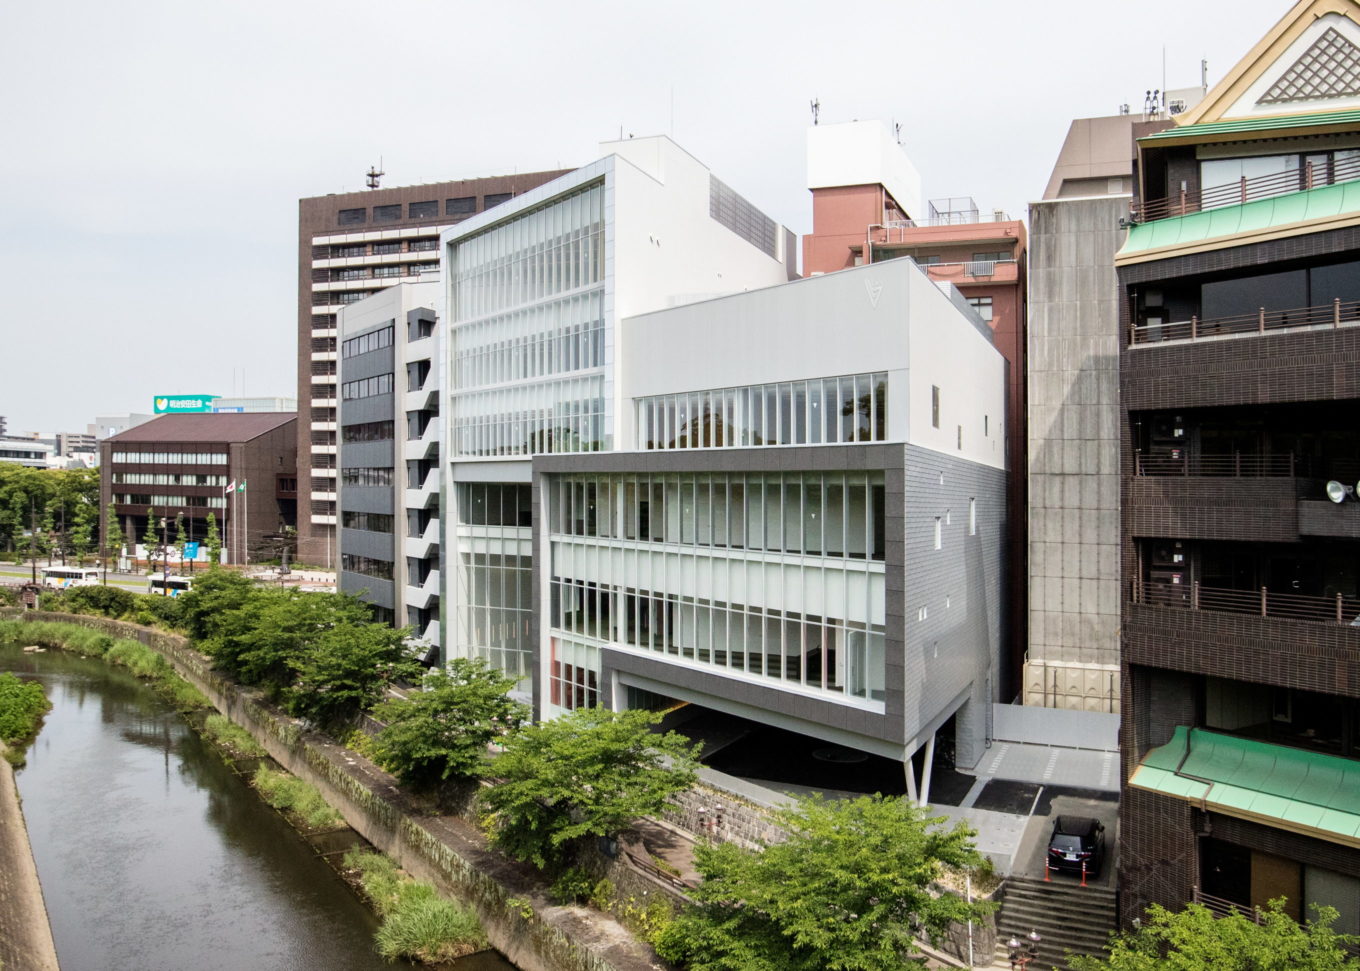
<box><xmin>533</xmin><ymin>258</ymin><xmax>1007</xmax><ymax>785</ymax></box>
<box><xmin>336</xmin><ymin>280</ymin><xmax>442</xmax><ymax>648</ymax></box>
<box><xmin>439</xmin><ymin>135</ymin><xmax>798</xmax><ymax>685</ymax></box>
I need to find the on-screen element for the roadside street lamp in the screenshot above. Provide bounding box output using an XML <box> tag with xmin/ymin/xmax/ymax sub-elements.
<box><xmin>159</xmin><ymin>517</ymin><xmax>170</xmax><ymax>596</ymax></box>
<box><xmin>1008</xmin><ymin>930</ymin><xmax>1042</xmax><ymax>970</ymax></box>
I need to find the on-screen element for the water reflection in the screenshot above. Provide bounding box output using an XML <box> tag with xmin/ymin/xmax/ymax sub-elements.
<box><xmin>2</xmin><ymin>642</ymin><xmax>513</xmax><ymax>971</ymax></box>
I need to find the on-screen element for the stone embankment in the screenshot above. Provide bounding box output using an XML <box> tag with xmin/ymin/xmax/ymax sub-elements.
<box><xmin>10</xmin><ymin>612</ymin><xmax>663</xmax><ymax>971</ymax></box>
<box><xmin>0</xmin><ymin>741</ymin><xmax>61</xmax><ymax>971</ymax></box>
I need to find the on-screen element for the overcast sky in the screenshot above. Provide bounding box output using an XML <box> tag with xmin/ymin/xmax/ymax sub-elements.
<box><xmin>1</xmin><ymin>0</ymin><xmax>1292</xmax><ymax>434</ymax></box>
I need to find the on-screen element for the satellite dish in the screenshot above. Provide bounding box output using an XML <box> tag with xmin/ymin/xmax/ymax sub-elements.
<box><xmin>1326</xmin><ymin>480</ymin><xmax>1352</xmax><ymax>503</ymax></box>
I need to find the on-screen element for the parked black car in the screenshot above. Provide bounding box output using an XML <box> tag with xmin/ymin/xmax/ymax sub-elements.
<box><xmin>1047</xmin><ymin>815</ymin><xmax>1105</xmax><ymax>877</ymax></box>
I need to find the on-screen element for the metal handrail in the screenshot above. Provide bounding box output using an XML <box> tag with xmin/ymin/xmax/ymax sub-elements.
<box><xmin>1134</xmin><ymin>452</ymin><xmax>1296</xmax><ymax>477</ymax></box>
<box><xmin>1192</xmin><ymin>888</ymin><xmax>1263</xmax><ymax>923</ymax></box>
<box><xmin>1133</xmin><ymin>155</ymin><xmax>1360</xmax><ymax>222</ymax></box>
<box><xmin>1133</xmin><ymin>578</ymin><xmax>1360</xmax><ymax>626</ymax></box>
<box><xmin>1129</xmin><ymin>298</ymin><xmax>1360</xmax><ymax>346</ymax></box>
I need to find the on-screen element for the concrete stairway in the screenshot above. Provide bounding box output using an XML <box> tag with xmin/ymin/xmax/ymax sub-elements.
<box><xmin>992</xmin><ymin>876</ymin><xmax>1117</xmax><ymax>970</ymax></box>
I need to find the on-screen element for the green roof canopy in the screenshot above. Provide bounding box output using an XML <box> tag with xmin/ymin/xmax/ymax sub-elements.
<box><xmin>1129</xmin><ymin>727</ymin><xmax>1360</xmax><ymax>848</ymax></box>
<box><xmin>1138</xmin><ymin>108</ymin><xmax>1360</xmax><ymax>143</ymax></box>
<box><xmin>1119</xmin><ymin>180</ymin><xmax>1360</xmax><ymax>257</ymax></box>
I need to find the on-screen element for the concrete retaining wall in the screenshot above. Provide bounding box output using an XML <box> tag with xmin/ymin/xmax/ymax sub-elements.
<box><xmin>0</xmin><ymin>742</ymin><xmax>61</xmax><ymax>971</ymax></box>
<box><xmin>11</xmin><ymin>612</ymin><xmax>663</xmax><ymax>971</ymax></box>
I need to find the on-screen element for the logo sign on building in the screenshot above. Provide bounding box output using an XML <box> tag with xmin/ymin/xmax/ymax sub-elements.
<box><xmin>153</xmin><ymin>395</ymin><xmax>219</xmax><ymax>414</ymax></box>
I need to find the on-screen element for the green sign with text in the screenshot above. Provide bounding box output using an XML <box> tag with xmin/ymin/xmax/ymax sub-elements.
<box><xmin>153</xmin><ymin>395</ymin><xmax>219</xmax><ymax>414</ymax></box>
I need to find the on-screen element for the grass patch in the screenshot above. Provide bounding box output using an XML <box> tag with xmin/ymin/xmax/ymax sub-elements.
<box><xmin>202</xmin><ymin>714</ymin><xmax>267</xmax><ymax>758</ymax></box>
<box><xmin>343</xmin><ymin>849</ymin><xmax>488</xmax><ymax>963</ymax></box>
<box><xmin>0</xmin><ymin>672</ymin><xmax>50</xmax><ymax>766</ymax></box>
<box><xmin>253</xmin><ymin>765</ymin><xmax>344</xmax><ymax>830</ymax></box>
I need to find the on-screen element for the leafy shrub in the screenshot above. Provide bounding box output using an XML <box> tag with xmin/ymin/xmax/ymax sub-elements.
<box><xmin>62</xmin><ymin>585</ymin><xmax>135</xmax><ymax>618</ymax></box>
<box><xmin>252</xmin><ymin>766</ymin><xmax>344</xmax><ymax>830</ymax></box>
<box><xmin>550</xmin><ymin>866</ymin><xmax>597</xmax><ymax>904</ymax></box>
<box><xmin>135</xmin><ymin>593</ymin><xmax>184</xmax><ymax>628</ymax></box>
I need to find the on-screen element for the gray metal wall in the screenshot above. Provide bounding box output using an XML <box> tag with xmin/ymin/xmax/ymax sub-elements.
<box><xmin>339</xmin><ymin>322</ymin><xmax>397</xmax><ymax>609</ymax></box>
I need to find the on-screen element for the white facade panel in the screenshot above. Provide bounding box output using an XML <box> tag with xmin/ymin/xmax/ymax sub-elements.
<box><xmin>806</xmin><ymin>120</ymin><xmax>923</xmax><ymax>220</ymax></box>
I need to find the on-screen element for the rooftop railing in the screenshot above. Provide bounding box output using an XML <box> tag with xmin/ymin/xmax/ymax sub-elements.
<box><xmin>1129</xmin><ymin>298</ymin><xmax>1360</xmax><ymax>346</ymax></box>
<box><xmin>1132</xmin><ymin>154</ymin><xmax>1360</xmax><ymax>222</ymax></box>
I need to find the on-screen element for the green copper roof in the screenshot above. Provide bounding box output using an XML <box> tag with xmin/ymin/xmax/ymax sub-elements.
<box><xmin>1129</xmin><ymin>727</ymin><xmax>1360</xmax><ymax>846</ymax></box>
<box><xmin>1139</xmin><ymin>108</ymin><xmax>1360</xmax><ymax>142</ymax></box>
<box><xmin>1119</xmin><ymin>180</ymin><xmax>1360</xmax><ymax>256</ymax></box>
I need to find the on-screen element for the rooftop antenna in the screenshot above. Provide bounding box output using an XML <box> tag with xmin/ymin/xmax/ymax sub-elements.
<box><xmin>893</xmin><ymin>121</ymin><xmax>903</xmax><ymax>144</ymax></box>
<box><xmin>366</xmin><ymin>159</ymin><xmax>384</xmax><ymax>190</ymax></box>
<box><xmin>810</xmin><ymin>98</ymin><xmax>820</xmax><ymax>125</ymax></box>
<box><xmin>1201</xmin><ymin>58</ymin><xmax>1208</xmax><ymax>90</ymax></box>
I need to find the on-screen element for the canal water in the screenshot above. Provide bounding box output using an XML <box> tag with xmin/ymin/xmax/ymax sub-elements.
<box><xmin>1</xmin><ymin>641</ymin><xmax>514</xmax><ymax>971</ymax></box>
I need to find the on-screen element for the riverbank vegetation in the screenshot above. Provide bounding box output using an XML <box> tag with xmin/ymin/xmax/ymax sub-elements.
<box><xmin>0</xmin><ymin>671</ymin><xmax>50</xmax><ymax>765</ymax></box>
<box><xmin>0</xmin><ymin>619</ymin><xmax>209</xmax><ymax>712</ymax></box>
<box><xmin>344</xmin><ymin>849</ymin><xmax>489</xmax><ymax>963</ymax></box>
<box><xmin>201</xmin><ymin>713</ymin><xmax>266</xmax><ymax>758</ymax></box>
<box><xmin>252</xmin><ymin>766</ymin><xmax>345</xmax><ymax>830</ymax></box>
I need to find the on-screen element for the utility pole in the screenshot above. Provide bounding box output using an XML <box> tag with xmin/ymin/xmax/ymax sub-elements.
<box><xmin>28</xmin><ymin>498</ymin><xmax>37</xmax><ymax>584</ymax></box>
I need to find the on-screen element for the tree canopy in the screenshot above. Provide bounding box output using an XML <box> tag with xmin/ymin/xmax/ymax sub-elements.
<box><xmin>0</xmin><ymin>465</ymin><xmax>99</xmax><ymax>554</ymax></box>
<box><xmin>1069</xmin><ymin>899</ymin><xmax>1360</xmax><ymax>971</ymax></box>
<box><xmin>656</xmin><ymin>794</ymin><xmax>992</xmax><ymax>971</ymax></box>
<box><xmin>480</xmin><ymin>706</ymin><xmax>699</xmax><ymax>870</ymax></box>
<box><xmin>370</xmin><ymin>659</ymin><xmax>528</xmax><ymax>788</ymax></box>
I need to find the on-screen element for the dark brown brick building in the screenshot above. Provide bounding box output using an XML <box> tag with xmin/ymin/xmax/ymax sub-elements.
<box><xmin>297</xmin><ymin>168</ymin><xmax>572</xmax><ymax>564</ymax></box>
<box><xmin>100</xmin><ymin>412</ymin><xmax>296</xmax><ymax>568</ymax></box>
<box><xmin>1116</xmin><ymin>0</ymin><xmax>1360</xmax><ymax>934</ymax></box>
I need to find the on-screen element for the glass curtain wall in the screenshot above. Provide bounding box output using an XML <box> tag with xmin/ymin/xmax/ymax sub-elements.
<box><xmin>545</xmin><ymin>471</ymin><xmax>888</xmax><ymax>712</ymax></box>
<box><xmin>637</xmin><ymin>373</ymin><xmax>887</xmax><ymax>449</ymax></box>
<box><xmin>449</xmin><ymin>181</ymin><xmax>607</xmax><ymax>457</ymax></box>
<box><xmin>454</xmin><ymin>483</ymin><xmax>534</xmax><ymax>678</ymax></box>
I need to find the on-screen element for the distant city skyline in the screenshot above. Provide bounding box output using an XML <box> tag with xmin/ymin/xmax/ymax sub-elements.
<box><xmin>3</xmin><ymin>0</ymin><xmax>1290</xmax><ymax>432</ymax></box>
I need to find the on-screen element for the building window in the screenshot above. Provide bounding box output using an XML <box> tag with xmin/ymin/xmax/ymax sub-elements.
<box><xmin>934</xmin><ymin>517</ymin><xmax>942</xmax><ymax>550</ymax></box>
<box><xmin>337</xmin><ymin>291</ymin><xmax>367</xmax><ymax>305</ymax></box>
<box><xmin>409</xmin><ymin>238</ymin><xmax>438</xmax><ymax>251</ymax></box>
<box><xmin>341</xmin><ymin>553</ymin><xmax>393</xmax><ymax>580</ymax></box>
<box><xmin>917</xmin><ymin>255</ymin><xmax>941</xmax><ymax>265</ymax></box>
<box><xmin>373</xmin><ymin>204</ymin><xmax>401</xmax><ymax>222</ymax></box>
<box><xmin>340</xmin><ymin>373</ymin><xmax>394</xmax><ymax>401</ymax></box>
<box><xmin>483</xmin><ymin>192</ymin><xmax>514</xmax><ymax>209</ymax></box>
<box><xmin>340</xmin><ymin>467</ymin><xmax>394</xmax><ymax>487</ymax></box>
<box><xmin>969</xmin><ymin>498</ymin><xmax>976</xmax><ymax>536</ymax></box>
<box><xmin>332</xmin><ymin>244</ymin><xmax>366</xmax><ymax>258</ymax></box>
<box><xmin>337</xmin><ymin>208</ymin><xmax>366</xmax><ymax>225</ymax></box>
<box><xmin>957</xmin><ymin>425</ymin><xmax>963</xmax><ymax>449</ymax></box>
<box><xmin>373</xmin><ymin>265</ymin><xmax>402</xmax><ymax>278</ymax></box>
<box><xmin>373</xmin><ymin>241</ymin><xmax>401</xmax><ymax>255</ymax></box>
<box><xmin>972</xmin><ymin>251</ymin><xmax>1008</xmax><ymax>263</ymax></box>
<box><xmin>342</xmin><ymin>511</ymin><xmax>394</xmax><ymax>532</ymax></box>
<box><xmin>341</xmin><ymin>325</ymin><xmax>394</xmax><ymax>358</ymax></box>
<box><xmin>341</xmin><ymin>420</ymin><xmax>394</xmax><ymax>443</ymax></box>
<box><xmin>931</xmin><ymin>386</ymin><xmax>940</xmax><ymax>428</ymax></box>
<box><xmin>408</xmin><ymin>200</ymin><xmax>438</xmax><ymax>219</ymax></box>
<box><xmin>446</xmin><ymin>196</ymin><xmax>476</xmax><ymax>215</ymax></box>
<box><xmin>967</xmin><ymin>296</ymin><xmax>994</xmax><ymax>322</ymax></box>
<box><xmin>336</xmin><ymin>268</ymin><xmax>368</xmax><ymax>281</ymax></box>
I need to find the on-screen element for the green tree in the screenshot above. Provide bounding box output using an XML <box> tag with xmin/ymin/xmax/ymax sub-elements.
<box><xmin>174</xmin><ymin>513</ymin><xmax>187</xmax><ymax>568</ymax></box>
<box><xmin>203</xmin><ymin>511</ymin><xmax>222</xmax><ymax>567</ymax></box>
<box><xmin>177</xmin><ymin>568</ymin><xmax>260</xmax><ymax>643</ymax></box>
<box><xmin>656</xmin><ymin>794</ymin><xmax>992</xmax><ymax>971</ymax></box>
<box><xmin>68</xmin><ymin>503</ymin><xmax>94</xmax><ymax>564</ymax></box>
<box><xmin>371</xmin><ymin>660</ymin><xmax>528</xmax><ymax>788</ymax></box>
<box><xmin>141</xmin><ymin>506</ymin><xmax>161</xmax><ymax>571</ymax></box>
<box><xmin>480</xmin><ymin>707</ymin><xmax>699</xmax><ymax>870</ymax></box>
<box><xmin>102</xmin><ymin>504</ymin><xmax>125</xmax><ymax>576</ymax></box>
<box><xmin>285</xmin><ymin>621</ymin><xmax>419</xmax><ymax>729</ymax></box>
<box><xmin>1068</xmin><ymin>899</ymin><xmax>1360</xmax><ymax>971</ymax></box>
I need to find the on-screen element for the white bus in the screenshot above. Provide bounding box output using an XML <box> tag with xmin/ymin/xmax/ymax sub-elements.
<box><xmin>148</xmin><ymin>574</ymin><xmax>194</xmax><ymax>596</ymax></box>
<box><xmin>40</xmin><ymin>566</ymin><xmax>102</xmax><ymax>589</ymax></box>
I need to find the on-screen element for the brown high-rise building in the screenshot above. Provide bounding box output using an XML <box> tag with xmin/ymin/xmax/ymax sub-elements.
<box><xmin>297</xmin><ymin>169</ymin><xmax>571</xmax><ymax>564</ymax></box>
<box><xmin>1118</xmin><ymin>0</ymin><xmax>1360</xmax><ymax>933</ymax></box>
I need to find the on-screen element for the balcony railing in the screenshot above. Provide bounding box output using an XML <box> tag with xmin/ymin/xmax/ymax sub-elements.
<box><xmin>1132</xmin><ymin>578</ymin><xmax>1360</xmax><ymax>626</ymax></box>
<box><xmin>1129</xmin><ymin>299</ymin><xmax>1360</xmax><ymax>346</ymax></box>
<box><xmin>1134</xmin><ymin>452</ymin><xmax>1297</xmax><ymax>477</ymax></box>
<box><xmin>1192</xmin><ymin>889</ymin><xmax>1262</xmax><ymax>923</ymax></box>
<box><xmin>1132</xmin><ymin>154</ymin><xmax>1360</xmax><ymax>222</ymax></box>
